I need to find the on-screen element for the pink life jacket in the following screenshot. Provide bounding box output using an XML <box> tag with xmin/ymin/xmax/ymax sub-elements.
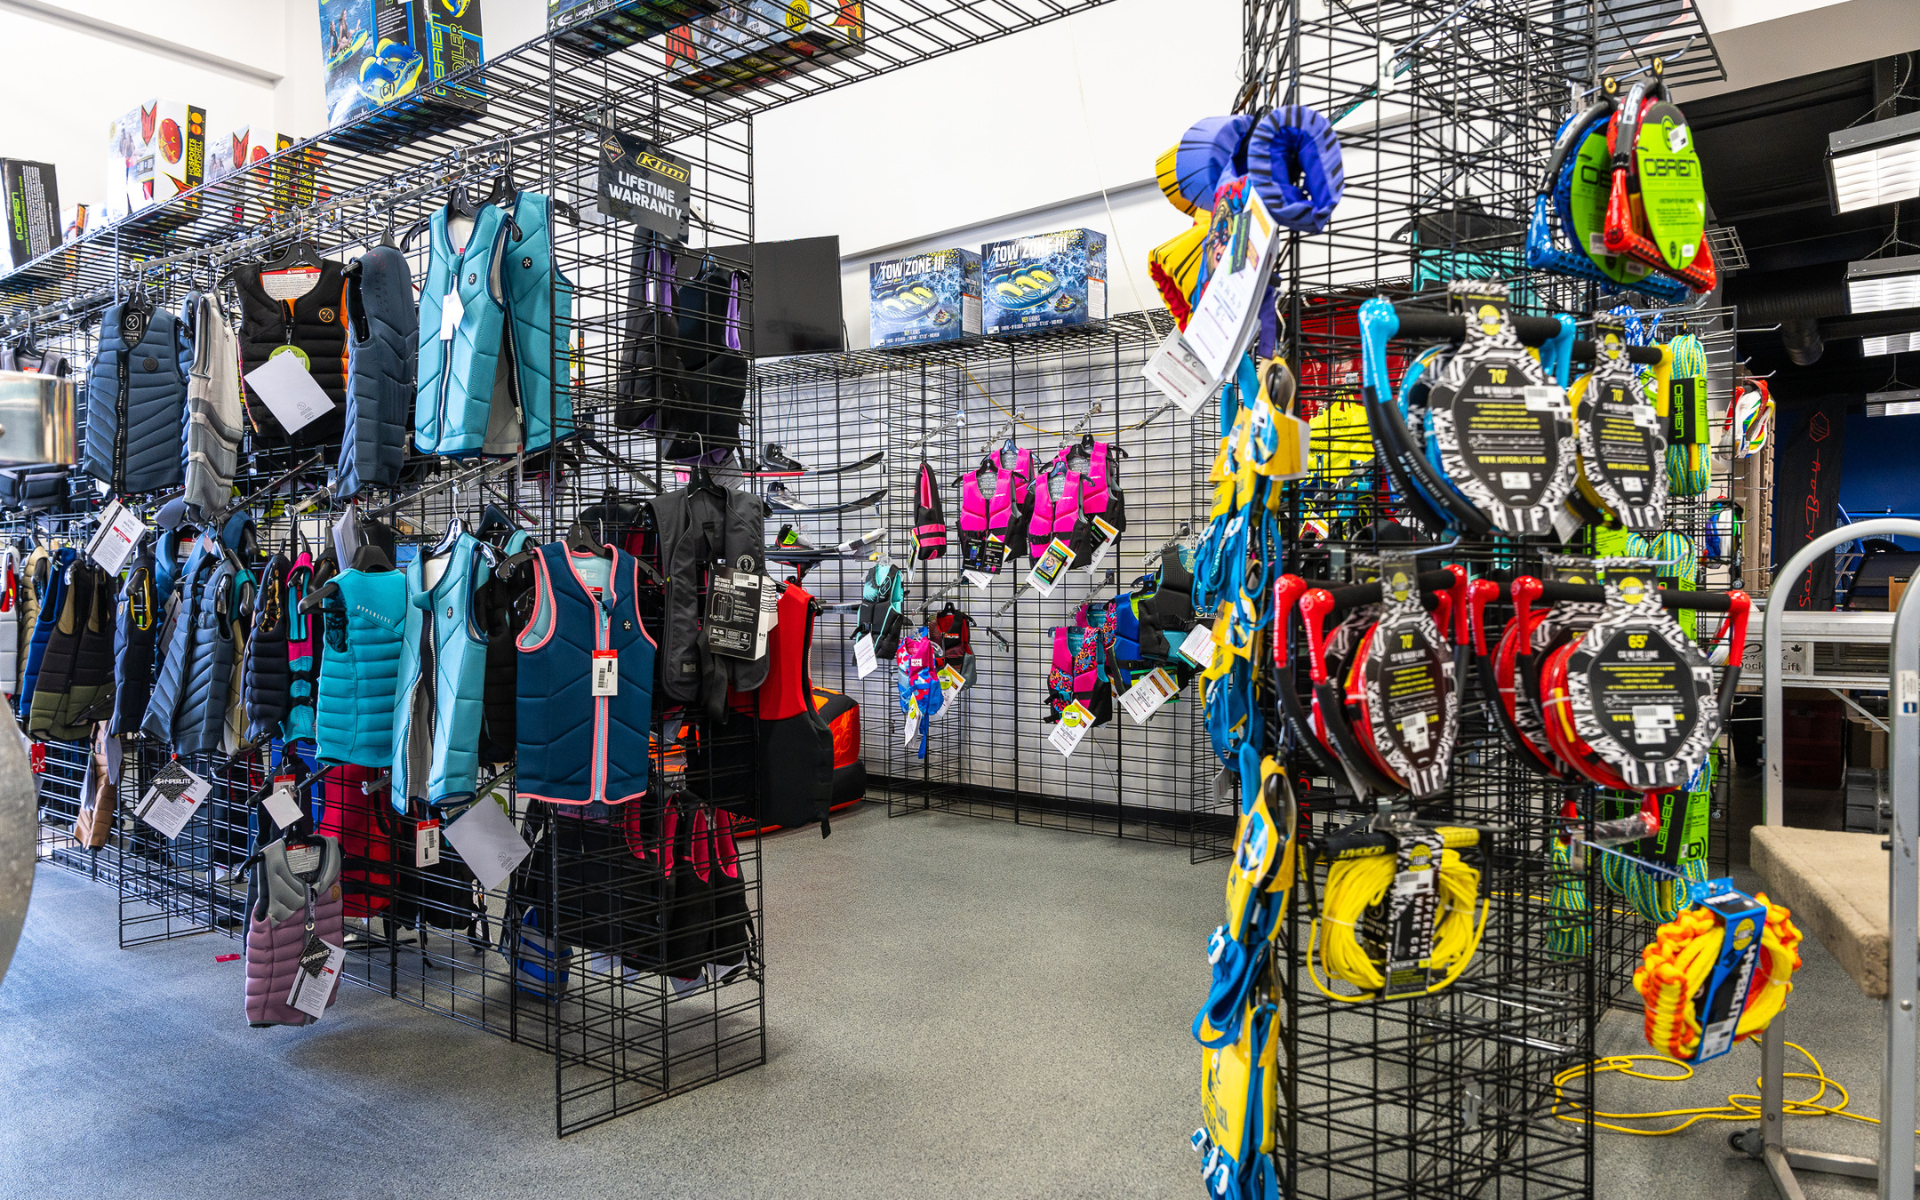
<box><xmin>959</xmin><ymin>459</ymin><xmax>1011</xmax><ymax>573</ymax></box>
<box><xmin>1079</xmin><ymin>442</ymin><xmax>1112</xmax><ymax>516</ymax></box>
<box><xmin>913</xmin><ymin>462</ymin><xmax>947</xmax><ymax>560</ymax></box>
<box><xmin>998</xmin><ymin>447</ymin><xmax>1033</xmax><ymax>560</ymax></box>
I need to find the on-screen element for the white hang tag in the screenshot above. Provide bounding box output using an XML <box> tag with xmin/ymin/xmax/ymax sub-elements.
<box><xmin>262</xmin><ymin>775</ymin><xmax>304</xmax><ymax>829</ymax></box>
<box><xmin>853</xmin><ymin>634</ymin><xmax>878</xmax><ymax>678</ymax></box>
<box><xmin>1085</xmin><ymin>516</ymin><xmax>1120</xmax><ymax>572</ymax></box>
<box><xmin>902</xmin><ymin>697</ymin><xmax>921</xmax><ymax>746</ymax></box>
<box><xmin>592</xmin><ymin>650</ymin><xmax>619</xmax><ymax>696</ymax></box>
<box><xmin>1119</xmin><ymin>667</ymin><xmax>1179</xmax><ymax>725</ymax></box>
<box><xmin>754</xmin><ymin>578</ymin><xmax>779</xmax><ymax>659</ymax></box>
<box><xmin>963</xmin><ymin>569</ymin><xmax>995</xmax><ymax>589</ymax></box>
<box><xmin>442</xmin><ymin>794</ymin><xmax>530</xmax><ymax>892</ymax></box>
<box><xmin>1522</xmin><ymin>385</ymin><xmax>1561</xmax><ymax>412</ymax></box>
<box><xmin>1398</xmin><ymin>711</ymin><xmax>1431</xmax><ymax>752</ymax></box>
<box><xmin>439</xmin><ymin>288</ymin><xmax>464</xmax><ymax>341</ymax></box>
<box><xmin>287</xmin><ymin>935</ymin><xmax>346</xmax><ymax>1019</ymax></box>
<box><xmin>1143</xmin><ymin>329</ymin><xmax>1216</xmax><ymax>416</ymax></box>
<box><xmin>1048</xmin><ymin>700</ymin><xmax>1095</xmax><ymax>757</ymax></box>
<box><xmin>84</xmin><ymin>499</ymin><xmax>147</xmax><ymax>575</ymax></box>
<box><xmin>132</xmin><ymin>760</ymin><xmax>212</xmax><ymax>840</ymax></box>
<box><xmin>415</xmin><ymin>818</ymin><xmax>442</xmax><ymax>868</ymax></box>
<box><xmin>1177</xmin><ymin>624</ymin><xmax>1217</xmax><ymax>669</ymax></box>
<box><xmin>937</xmin><ymin>664</ymin><xmax>967</xmax><ymax>696</ymax></box>
<box><xmin>1900</xmin><ymin>669</ymin><xmax>1918</xmax><ymax>715</ymax></box>
<box><xmin>243</xmin><ymin>350</ymin><xmax>333</xmax><ymax>435</ymax></box>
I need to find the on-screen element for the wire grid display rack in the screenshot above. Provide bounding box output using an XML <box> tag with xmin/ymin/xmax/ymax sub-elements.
<box><xmin>754</xmin><ymin>311</ymin><xmax>1229</xmax><ymax>855</ymax></box>
<box><xmin>1233</xmin><ymin>0</ymin><xmax>1728</xmax><ymax>1195</ymax></box>
<box><xmin>0</xmin><ymin>0</ymin><xmax>1126</xmax><ymax>1135</ymax></box>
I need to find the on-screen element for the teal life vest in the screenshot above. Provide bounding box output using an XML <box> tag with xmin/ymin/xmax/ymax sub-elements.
<box><xmin>316</xmin><ymin>567</ymin><xmax>407</xmax><ymax>767</ymax></box>
<box><xmin>391</xmin><ymin>532</ymin><xmax>491</xmax><ymax>812</ymax></box>
<box><xmin>502</xmin><ymin>191</ymin><xmax>574</xmax><ymax>452</ymax></box>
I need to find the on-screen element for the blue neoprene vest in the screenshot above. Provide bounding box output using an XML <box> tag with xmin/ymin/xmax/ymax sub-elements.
<box><xmin>315</xmin><ymin>567</ymin><xmax>407</xmax><ymax>767</ymax></box>
<box><xmin>174</xmin><ymin>556</ymin><xmax>249</xmax><ymax>756</ymax></box>
<box><xmin>501</xmin><ymin>190</ymin><xmax>574</xmax><ymax>453</ymax></box>
<box><xmin>514</xmin><ymin>543</ymin><xmax>655</xmax><ymax>806</ymax></box>
<box><xmin>415</xmin><ymin>204</ymin><xmax>511</xmax><ymax>458</ymax></box>
<box><xmin>390</xmin><ymin>533</ymin><xmax>491</xmax><ymax>812</ymax></box>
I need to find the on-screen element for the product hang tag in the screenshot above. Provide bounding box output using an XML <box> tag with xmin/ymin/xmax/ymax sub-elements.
<box><xmin>902</xmin><ymin>697</ymin><xmax>921</xmax><ymax>747</ymax></box>
<box><xmin>243</xmin><ymin>350</ymin><xmax>333</xmax><ymax>435</ymax></box>
<box><xmin>1026</xmin><ymin>538</ymin><xmax>1073</xmax><ymax>597</ymax></box>
<box><xmin>1143</xmin><ymin>328</ymin><xmax>1217</xmax><ymax>416</ymax></box>
<box><xmin>439</xmin><ymin>288</ymin><xmax>464</xmax><ymax>341</ymax></box>
<box><xmin>937</xmin><ymin>664</ymin><xmax>967</xmax><ymax>696</ymax></box>
<box><xmin>415</xmin><ymin>818</ymin><xmax>442</xmax><ymax>868</ymax></box>
<box><xmin>132</xmin><ymin>760</ymin><xmax>212</xmax><ymax>840</ymax></box>
<box><xmin>1177</xmin><ymin>624</ymin><xmax>1218</xmax><ymax>669</ymax></box>
<box><xmin>1901</xmin><ymin>669</ymin><xmax>1918</xmax><ymax>715</ymax></box>
<box><xmin>84</xmin><ymin>499</ymin><xmax>147</xmax><ymax>576</ymax></box>
<box><xmin>1048</xmin><ymin>700</ymin><xmax>1096</xmax><ymax>757</ymax></box>
<box><xmin>981</xmin><ymin>533</ymin><xmax>1008</xmax><ymax>576</ymax></box>
<box><xmin>1383</xmin><ymin>832</ymin><xmax>1444</xmax><ymax>997</ymax></box>
<box><xmin>262</xmin><ymin>774</ymin><xmax>303</xmax><ymax>829</ymax></box>
<box><xmin>1084</xmin><ymin>516</ymin><xmax>1121</xmax><ymax>573</ymax></box>
<box><xmin>853</xmin><ymin>633</ymin><xmax>879</xmax><ymax>678</ymax></box>
<box><xmin>704</xmin><ymin>567</ymin><xmax>765</xmax><ymax>661</ymax></box>
<box><xmin>287</xmin><ymin>933</ymin><xmax>346</xmax><ymax>1020</ymax></box>
<box><xmin>442</xmin><ymin>795</ymin><xmax>531</xmax><ymax>893</ymax></box>
<box><xmin>962</xmin><ymin>569</ymin><xmax>996</xmax><ymax>590</ymax></box>
<box><xmin>591</xmin><ymin>651</ymin><xmax>619</xmax><ymax>696</ymax></box>
<box><xmin>1119</xmin><ymin>667</ymin><xmax>1179</xmax><ymax>725</ymax></box>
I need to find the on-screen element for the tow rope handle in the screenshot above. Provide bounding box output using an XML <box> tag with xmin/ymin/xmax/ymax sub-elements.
<box><xmin>1299</xmin><ymin>587</ymin><xmax>1336</xmax><ymax>686</ymax></box>
<box><xmin>1602</xmin><ymin>72</ymin><xmax>1718</xmax><ymax>292</ymax></box>
<box><xmin>1465</xmin><ymin>578</ymin><xmax>1502</xmax><ymax>657</ymax></box>
<box><xmin>1272</xmin><ymin>573</ymin><xmax>1308</xmax><ymax>674</ymax></box>
<box><xmin>1709</xmin><ymin>590</ymin><xmax>1752</xmax><ymax>717</ymax></box>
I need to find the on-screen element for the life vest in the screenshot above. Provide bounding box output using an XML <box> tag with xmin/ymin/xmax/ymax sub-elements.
<box><xmin>614</xmin><ymin>231</ymin><xmax>679</xmax><ymax>431</ymax></box>
<box><xmin>415</xmin><ymin>203</ymin><xmax>513</xmax><ymax>458</ymax></box>
<box><xmin>913</xmin><ymin>462</ymin><xmax>947</xmax><ymax>561</ymax></box>
<box><xmin>25</xmin><ymin>558</ymin><xmax>115</xmax><ymax>741</ymax></box>
<box><xmin>755</xmin><ymin>579</ymin><xmax>832</xmax><ymax>830</ymax></box>
<box><xmin>83</xmin><ymin>301</ymin><xmax>187</xmax><ymax>495</ymax></box>
<box><xmin>1069</xmin><ymin>442</ymin><xmax>1127</xmax><ymax>567</ymax></box>
<box><xmin>14</xmin><ymin>546</ymin><xmax>46</xmax><ymax>699</ymax></box>
<box><xmin>476</xmin><ymin>530</ymin><xmax>534</xmax><ymax>764</ymax></box>
<box><xmin>854</xmin><ymin>560</ymin><xmax>906</xmax><ymax>659</ymax></box>
<box><xmin>1136</xmin><ymin>544</ymin><xmax>1197</xmax><ymax>660</ymax></box>
<box><xmin>284</xmin><ymin>550</ymin><xmax>321</xmax><ymax>742</ymax></box>
<box><xmin>338</xmin><ymin>244</ymin><xmax>419</xmax><ymax>497</ymax></box>
<box><xmin>315</xmin><ymin>566</ymin><xmax>408</xmax><ymax>767</ymax></box>
<box><xmin>0</xmin><ymin>547</ymin><xmax>18</xmax><ymax>696</ymax></box>
<box><xmin>140</xmin><ymin>539</ymin><xmax>209</xmax><ymax>743</ymax></box>
<box><xmin>664</xmin><ymin>259</ymin><xmax>748</xmax><ymax>460</ymax></box>
<box><xmin>316</xmin><ymin>762</ymin><xmax>394</xmax><ymax>917</ymax></box>
<box><xmin>234</xmin><ymin>258</ymin><xmax>351</xmax><ymax>450</ymax></box>
<box><xmin>174</xmin><ymin>555</ymin><xmax>252</xmax><ymax>757</ymax></box>
<box><xmin>245</xmin><ymin>837</ymin><xmax>344</xmax><ymax>1027</ymax></box>
<box><xmin>500</xmin><ymin>190</ymin><xmax>574</xmax><ymax>453</ymax></box>
<box><xmin>644</xmin><ymin>484</ymin><xmax>769</xmax><ymax>716</ymax></box>
<box><xmin>1047</xmin><ymin>602</ymin><xmax>1116</xmax><ymax>726</ymax></box>
<box><xmin>243</xmin><ymin>553</ymin><xmax>293</xmax><ymax>743</ymax></box>
<box><xmin>390</xmin><ymin>532</ymin><xmax>491</xmax><ymax>812</ymax></box>
<box><xmin>18</xmin><ymin>547</ymin><xmax>73</xmax><ymax>720</ymax></box>
<box><xmin>514</xmin><ymin>542</ymin><xmax>656</xmax><ymax>806</ymax></box>
<box><xmin>179</xmin><ymin>291</ymin><xmax>245</xmax><ymax>522</ymax></box>
<box><xmin>998</xmin><ymin>447</ymin><xmax>1034</xmax><ymax>560</ymax></box>
<box><xmin>960</xmin><ymin>458</ymin><xmax>1013</xmax><ymax>573</ymax></box>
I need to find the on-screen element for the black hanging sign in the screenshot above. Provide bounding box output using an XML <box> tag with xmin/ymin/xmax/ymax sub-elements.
<box><xmin>596</xmin><ymin>127</ymin><xmax>692</xmax><ymax>241</ymax></box>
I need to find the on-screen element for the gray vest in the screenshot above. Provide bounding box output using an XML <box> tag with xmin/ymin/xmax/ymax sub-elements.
<box><xmin>647</xmin><ymin>485</ymin><xmax>769</xmax><ymax>717</ymax></box>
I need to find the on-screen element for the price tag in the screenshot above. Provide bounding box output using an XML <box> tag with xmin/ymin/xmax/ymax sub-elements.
<box><xmin>1048</xmin><ymin>700</ymin><xmax>1096</xmax><ymax>757</ymax></box>
<box><xmin>902</xmin><ymin>697</ymin><xmax>921</xmax><ymax>747</ymax></box>
<box><xmin>132</xmin><ymin>760</ymin><xmax>212</xmax><ymax>840</ymax></box>
<box><xmin>416</xmin><ymin>818</ymin><xmax>442</xmax><ymax>868</ymax></box>
<box><xmin>1177</xmin><ymin>624</ymin><xmax>1217</xmax><ymax>669</ymax></box>
<box><xmin>937</xmin><ymin>664</ymin><xmax>967</xmax><ymax>696</ymax></box>
<box><xmin>1025</xmin><ymin>538</ymin><xmax>1073</xmax><ymax>597</ymax></box>
<box><xmin>853</xmin><ymin>633</ymin><xmax>878</xmax><ymax>678</ymax></box>
<box><xmin>439</xmin><ymin>289</ymin><xmax>464</xmax><ymax>341</ymax></box>
<box><xmin>592</xmin><ymin>650</ymin><xmax>619</xmax><ymax>696</ymax></box>
<box><xmin>262</xmin><ymin>774</ymin><xmax>303</xmax><ymax>829</ymax></box>
<box><xmin>1085</xmin><ymin>515</ymin><xmax>1120</xmax><ymax>572</ymax></box>
<box><xmin>84</xmin><ymin>500</ymin><xmax>147</xmax><ymax>575</ymax></box>
<box><xmin>287</xmin><ymin>934</ymin><xmax>345</xmax><ymax>1019</ymax></box>
<box><xmin>963</xmin><ymin>569</ymin><xmax>995</xmax><ymax>589</ymax></box>
<box><xmin>442</xmin><ymin>795</ymin><xmax>531</xmax><ymax>892</ymax></box>
<box><xmin>1119</xmin><ymin>667</ymin><xmax>1179</xmax><ymax>725</ymax></box>
<box><xmin>1143</xmin><ymin>329</ymin><xmax>1217</xmax><ymax>416</ymax></box>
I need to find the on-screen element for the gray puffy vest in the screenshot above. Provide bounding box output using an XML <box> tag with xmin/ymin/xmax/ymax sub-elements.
<box><xmin>84</xmin><ymin>301</ymin><xmax>187</xmax><ymax>495</ymax></box>
<box><xmin>338</xmin><ymin>245</ymin><xmax>419</xmax><ymax>498</ymax></box>
<box><xmin>646</xmin><ymin>485</ymin><xmax>769</xmax><ymax>718</ymax></box>
<box><xmin>245</xmin><ymin>837</ymin><xmax>344</xmax><ymax>1027</ymax></box>
<box><xmin>180</xmin><ymin>292</ymin><xmax>245</xmax><ymax>522</ymax></box>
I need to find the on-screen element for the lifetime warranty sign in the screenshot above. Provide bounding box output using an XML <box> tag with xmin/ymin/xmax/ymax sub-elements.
<box><xmin>597</xmin><ymin>127</ymin><xmax>691</xmax><ymax>240</ymax></box>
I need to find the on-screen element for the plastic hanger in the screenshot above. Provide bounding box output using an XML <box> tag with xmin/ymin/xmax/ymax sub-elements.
<box><xmin>255</xmin><ymin>238</ymin><xmax>324</xmax><ymax>275</ymax></box>
<box><xmin>431</xmin><ymin>516</ymin><xmax>466</xmax><ymax>557</ymax></box>
<box><xmin>565</xmin><ymin>518</ymin><xmax>611</xmax><ymax>559</ymax></box>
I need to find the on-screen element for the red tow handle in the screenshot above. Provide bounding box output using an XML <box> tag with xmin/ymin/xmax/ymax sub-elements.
<box><xmin>1299</xmin><ymin>588</ymin><xmax>1336</xmax><ymax>686</ymax></box>
<box><xmin>1272</xmin><ymin>574</ymin><xmax>1307</xmax><ymax>673</ymax></box>
<box><xmin>1467</xmin><ymin>578</ymin><xmax>1501</xmax><ymax>657</ymax></box>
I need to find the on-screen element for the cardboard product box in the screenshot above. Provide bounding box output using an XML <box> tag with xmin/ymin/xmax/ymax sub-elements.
<box><xmin>550</xmin><ymin>0</ymin><xmax>717</xmax><ymax>57</ymax></box>
<box><xmin>871</xmin><ymin>248</ymin><xmax>981</xmax><ymax>348</ymax></box>
<box><xmin>663</xmin><ymin>1</ymin><xmax>864</xmax><ymax>97</ymax></box>
<box><xmin>61</xmin><ymin>204</ymin><xmax>87</xmax><ymax>244</ymax></box>
<box><xmin>102</xmin><ymin>100</ymin><xmax>205</xmax><ymax>225</ymax></box>
<box><xmin>0</xmin><ymin>160</ymin><xmax>61</xmax><ymax>277</ymax></box>
<box><xmin>321</xmin><ymin>0</ymin><xmax>486</xmax><ymax>153</ymax></box>
<box><xmin>980</xmin><ymin>227</ymin><xmax>1107</xmax><ymax>337</ymax></box>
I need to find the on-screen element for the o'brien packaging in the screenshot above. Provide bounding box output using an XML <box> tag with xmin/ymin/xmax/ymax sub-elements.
<box><xmin>0</xmin><ymin>160</ymin><xmax>61</xmax><ymax>276</ymax></box>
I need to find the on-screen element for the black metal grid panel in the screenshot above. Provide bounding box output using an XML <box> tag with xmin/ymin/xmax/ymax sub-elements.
<box><xmin>754</xmin><ymin>312</ymin><xmax>1225</xmax><ymax>853</ymax></box>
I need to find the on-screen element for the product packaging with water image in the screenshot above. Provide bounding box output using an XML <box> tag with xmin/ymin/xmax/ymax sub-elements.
<box><xmin>980</xmin><ymin>227</ymin><xmax>1107</xmax><ymax>336</ymax></box>
<box><xmin>101</xmin><ymin>101</ymin><xmax>204</xmax><ymax>227</ymax></box>
<box><xmin>550</xmin><ymin>0</ymin><xmax>718</xmax><ymax>57</ymax></box>
<box><xmin>871</xmin><ymin>248</ymin><xmax>982</xmax><ymax>347</ymax></box>
<box><xmin>320</xmin><ymin>0</ymin><xmax>486</xmax><ymax>152</ymax></box>
<box><xmin>663</xmin><ymin>1</ymin><xmax>865</xmax><ymax>97</ymax></box>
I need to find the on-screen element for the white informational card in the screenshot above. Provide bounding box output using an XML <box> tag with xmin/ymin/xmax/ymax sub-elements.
<box><xmin>1119</xmin><ymin>667</ymin><xmax>1180</xmax><ymax>725</ymax></box>
<box><xmin>133</xmin><ymin>761</ymin><xmax>212</xmax><ymax>840</ymax></box>
<box><xmin>85</xmin><ymin>500</ymin><xmax>147</xmax><ymax>575</ymax></box>
<box><xmin>1182</xmin><ymin>190</ymin><xmax>1283</xmax><ymax>386</ymax></box>
<box><xmin>963</xmin><ymin>569</ymin><xmax>995</xmax><ymax>590</ymax></box>
<box><xmin>442</xmin><ymin>796</ymin><xmax>530</xmax><ymax>892</ymax></box>
<box><xmin>287</xmin><ymin>938</ymin><xmax>345</xmax><ymax>1020</ymax></box>
<box><xmin>1178</xmin><ymin>624</ymin><xmax>1218</xmax><ymax>670</ymax></box>
<box><xmin>902</xmin><ymin>697</ymin><xmax>921</xmax><ymax>747</ymax></box>
<box><xmin>1048</xmin><ymin>701</ymin><xmax>1096</xmax><ymax>758</ymax></box>
<box><xmin>243</xmin><ymin>351</ymin><xmax>334</xmax><ymax>435</ymax></box>
<box><xmin>853</xmin><ymin>634</ymin><xmax>878</xmax><ymax>678</ymax></box>
<box><xmin>1025</xmin><ymin>538</ymin><xmax>1073</xmax><ymax>598</ymax></box>
<box><xmin>262</xmin><ymin>776</ymin><xmax>304</xmax><ymax>829</ymax></box>
<box><xmin>1142</xmin><ymin>329</ymin><xmax>1217</xmax><ymax>416</ymax></box>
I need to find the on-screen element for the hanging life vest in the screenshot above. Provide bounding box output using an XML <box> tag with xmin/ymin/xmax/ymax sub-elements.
<box><xmin>243</xmin><ymin>554</ymin><xmax>294</xmax><ymax>743</ymax></box>
<box><xmin>284</xmin><ymin>550</ymin><xmax>321</xmax><ymax>742</ymax></box>
<box><xmin>502</xmin><ymin>190</ymin><xmax>575</xmax><ymax>453</ymax></box>
<box><xmin>180</xmin><ymin>291</ymin><xmax>245</xmax><ymax>521</ymax></box>
<box><xmin>390</xmin><ymin>533</ymin><xmax>492</xmax><ymax>812</ymax></box>
<box><xmin>476</xmin><ymin>530</ymin><xmax>535</xmax><ymax>764</ymax></box>
<box><xmin>25</xmin><ymin>559</ymin><xmax>116</xmax><ymax>742</ymax></box>
<box><xmin>854</xmin><ymin>560</ymin><xmax>906</xmax><ymax>659</ymax></box>
<box><xmin>338</xmin><ymin>243</ymin><xmax>420</xmax><ymax>497</ymax></box>
<box><xmin>0</xmin><ymin>547</ymin><xmax>17</xmax><ymax>698</ymax></box>
<box><xmin>959</xmin><ymin>459</ymin><xmax>1010</xmax><ymax>573</ymax></box>
<box><xmin>514</xmin><ymin>543</ymin><xmax>657</xmax><ymax>806</ymax></box>
<box><xmin>415</xmin><ymin>202</ymin><xmax>516</xmax><ymax>458</ymax></box>
<box><xmin>913</xmin><ymin>462</ymin><xmax>948</xmax><ymax>561</ymax></box>
<box><xmin>174</xmin><ymin>554</ymin><xmax>253</xmax><ymax>758</ymax></box>
<box><xmin>315</xmin><ymin>566</ymin><xmax>408</xmax><ymax>767</ymax></box>
<box><xmin>245</xmin><ymin>837</ymin><xmax>344</xmax><ymax>1027</ymax></box>
<box><xmin>234</xmin><ymin>258</ymin><xmax>352</xmax><ymax>450</ymax></box>
<box><xmin>83</xmin><ymin>300</ymin><xmax>188</xmax><ymax>496</ymax></box>
<box><xmin>644</xmin><ymin>484</ymin><xmax>770</xmax><ymax>717</ymax></box>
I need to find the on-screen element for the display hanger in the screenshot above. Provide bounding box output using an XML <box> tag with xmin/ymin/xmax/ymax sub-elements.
<box><xmin>431</xmin><ymin>516</ymin><xmax>466</xmax><ymax>558</ymax></box>
<box><xmin>565</xmin><ymin>517</ymin><xmax>612</xmax><ymax>559</ymax></box>
<box><xmin>476</xmin><ymin>504</ymin><xmax>519</xmax><ymax>542</ymax></box>
<box><xmin>255</xmin><ymin>238</ymin><xmax>325</xmax><ymax>275</ymax></box>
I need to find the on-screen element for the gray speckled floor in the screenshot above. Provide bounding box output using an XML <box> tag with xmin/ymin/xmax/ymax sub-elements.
<box><xmin>0</xmin><ymin>802</ymin><xmax>1905</xmax><ymax>1199</ymax></box>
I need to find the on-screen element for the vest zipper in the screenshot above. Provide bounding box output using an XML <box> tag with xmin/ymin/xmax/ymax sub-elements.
<box><xmin>112</xmin><ymin>331</ymin><xmax>129</xmax><ymax>490</ymax></box>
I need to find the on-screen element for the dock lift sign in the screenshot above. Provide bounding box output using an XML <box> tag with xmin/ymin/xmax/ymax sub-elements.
<box><xmin>597</xmin><ymin>127</ymin><xmax>692</xmax><ymax>241</ymax></box>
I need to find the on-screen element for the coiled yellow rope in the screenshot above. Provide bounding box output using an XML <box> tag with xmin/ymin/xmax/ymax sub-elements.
<box><xmin>1307</xmin><ymin>844</ymin><xmax>1490</xmax><ymax>1001</ymax></box>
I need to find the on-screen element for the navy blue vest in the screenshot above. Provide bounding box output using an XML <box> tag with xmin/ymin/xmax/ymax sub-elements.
<box><xmin>84</xmin><ymin>302</ymin><xmax>187</xmax><ymax>495</ymax></box>
<box><xmin>514</xmin><ymin>543</ymin><xmax>654</xmax><ymax>806</ymax></box>
<box><xmin>338</xmin><ymin>245</ymin><xmax>419</xmax><ymax>497</ymax></box>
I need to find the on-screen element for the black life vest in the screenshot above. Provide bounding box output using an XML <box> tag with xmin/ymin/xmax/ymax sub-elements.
<box><xmin>244</xmin><ymin>553</ymin><xmax>293</xmax><ymax>742</ymax></box>
<box><xmin>474</xmin><ymin>531</ymin><xmax>535</xmax><ymax>764</ymax></box>
<box><xmin>26</xmin><ymin>559</ymin><xmax>116</xmax><ymax>741</ymax></box>
<box><xmin>1135</xmin><ymin>543</ymin><xmax>1196</xmax><ymax>661</ymax></box>
<box><xmin>83</xmin><ymin>301</ymin><xmax>187</xmax><ymax>495</ymax></box>
<box><xmin>643</xmin><ymin>484</ymin><xmax>770</xmax><ymax>717</ymax></box>
<box><xmin>234</xmin><ymin>259</ymin><xmax>352</xmax><ymax>450</ymax></box>
<box><xmin>110</xmin><ymin>542</ymin><xmax>160</xmax><ymax>737</ymax></box>
<box><xmin>338</xmin><ymin>246</ymin><xmax>418</xmax><ymax>497</ymax></box>
<box><xmin>615</xmin><ymin>231</ymin><xmax>680</xmax><ymax>430</ymax></box>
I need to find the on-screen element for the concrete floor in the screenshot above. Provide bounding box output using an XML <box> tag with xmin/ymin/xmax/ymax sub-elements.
<box><xmin>0</xmin><ymin>799</ymin><xmax>1905</xmax><ymax>1198</ymax></box>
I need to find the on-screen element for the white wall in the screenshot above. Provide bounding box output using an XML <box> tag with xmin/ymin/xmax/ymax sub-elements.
<box><xmin>1682</xmin><ymin>0</ymin><xmax>1920</xmax><ymax>99</ymax></box>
